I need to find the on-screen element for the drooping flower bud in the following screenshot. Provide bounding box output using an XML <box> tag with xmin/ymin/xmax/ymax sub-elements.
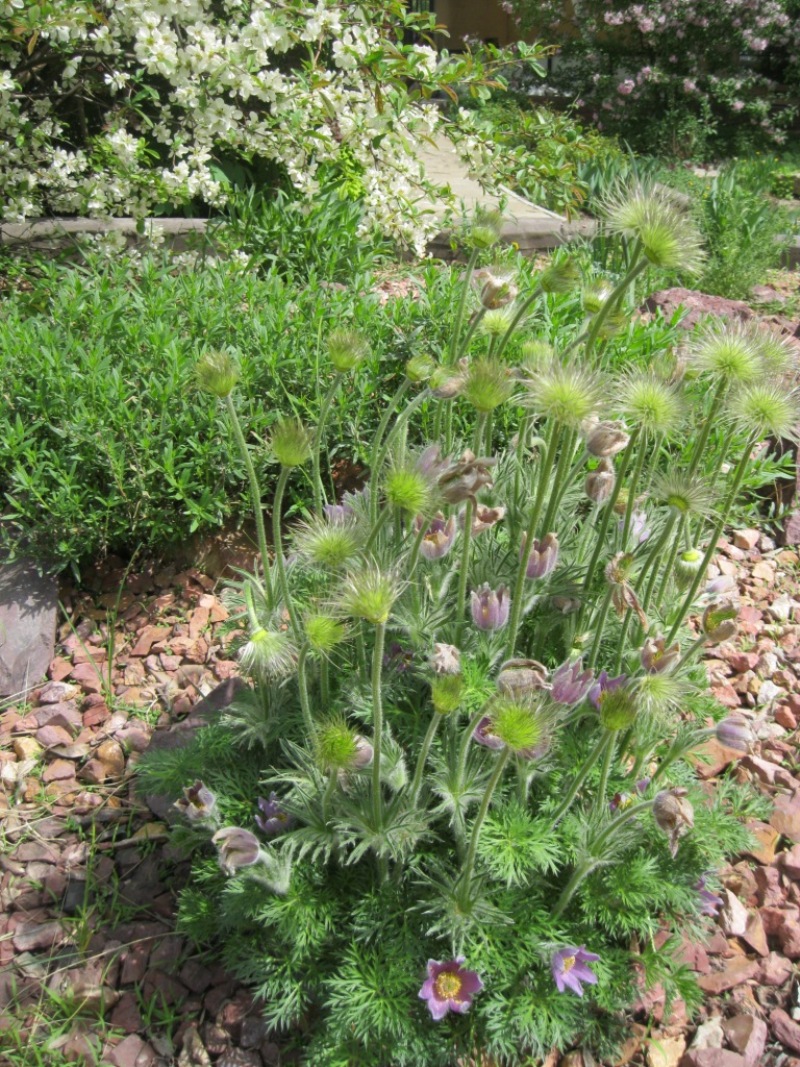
<box><xmin>702</xmin><ymin>599</ymin><xmax>738</xmax><ymax>643</ymax></box>
<box><xmin>212</xmin><ymin>827</ymin><xmax>261</xmax><ymax>874</ymax></box>
<box><xmin>497</xmin><ymin>658</ymin><xmax>549</xmax><ymax>700</ymax></box>
<box><xmin>584</xmin><ymin>419</ymin><xmax>630</xmax><ymax>458</ymax></box>
<box><xmin>540</xmin><ymin>257</ymin><xmax>580</xmax><ymax>294</ymax></box>
<box><xmin>468</xmin><ymin>504</ymin><xmax>506</xmax><ymax>534</ymax></box>
<box><xmin>653</xmin><ymin>788</ymin><xmax>694</xmax><ymax>858</ymax></box>
<box><xmin>585</xmin><ymin>458</ymin><xmax>615</xmax><ymax>504</ymax></box>
<box><xmin>471</xmin><ymin>584</ymin><xmax>510</xmax><ymax>631</ymax></box>
<box><xmin>522</xmin><ymin>532</ymin><xmax>559</xmax><ymax>580</ymax></box>
<box><xmin>430</xmin><ymin>367</ymin><xmax>465</xmax><ymax>399</ymax></box>
<box><xmin>438</xmin><ymin>450</ymin><xmax>496</xmax><ymax>504</ymax></box>
<box><xmin>715</xmin><ymin>715</ymin><xmax>753</xmax><ymax>753</ymax></box>
<box><xmin>640</xmin><ymin>636</ymin><xmax>681</xmax><ymax>674</ymax></box>
<box><xmin>476</xmin><ymin>266</ymin><xmax>518</xmax><ymax>309</ymax></box>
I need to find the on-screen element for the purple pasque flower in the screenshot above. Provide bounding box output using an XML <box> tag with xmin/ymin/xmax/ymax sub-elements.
<box><xmin>323</xmin><ymin>501</ymin><xmax>354</xmax><ymax>525</ymax></box>
<box><xmin>471</xmin><ymin>583</ymin><xmax>510</xmax><ymax>631</ymax></box>
<box><xmin>415</xmin><ymin>512</ymin><xmax>457</xmax><ymax>561</ymax></box>
<box><xmin>174</xmin><ymin>780</ymin><xmax>218</xmax><ymax>823</ymax></box>
<box><xmin>468</xmin><ymin>504</ymin><xmax>506</xmax><ymax>535</ymax></box>
<box><xmin>551</xmin><ymin>946</ymin><xmax>600</xmax><ymax>996</ymax></box>
<box><xmin>550</xmin><ymin>659</ymin><xmax>594</xmax><ymax>706</ymax></box>
<box><xmin>211</xmin><ymin>827</ymin><xmax>261</xmax><ymax>874</ymax></box>
<box><xmin>255</xmin><ymin>792</ymin><xmax>296</xmax><ymax>836</ymax></box>
<box><xmin>695</xmin><ymin>876</ymin><xmax>723</xmax><ymax>917</ymax></box>
<box><xmin>609</xmin><ymin>792</ymin><xmax>633</xmax><ymax>813</ymax></box>
<box><xmin>588</xmin><ymin>671</ymin><xmax>627</xmax><ymax>710</ymax></box>
<box><xmin>521</xmin><ymin>532</ymin><xmax>559</xmax><ymax>579</ymax></box>
<box><xmin>473</xmin><ymin>715</ymin><xmax>505</xmax><ymax>750</ymax></box>
<box><xmin>419</xmin><ymin>957</ymin><xmax>483</xmax><ymax>1020</ymax></box>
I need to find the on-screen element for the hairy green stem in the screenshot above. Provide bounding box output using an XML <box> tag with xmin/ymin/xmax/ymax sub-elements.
<box><xmin>296</xmin><ymin>645</ymin><xmax>316</xmax><ymax>737</ymax></box>
<box><xmin>553</xmin><ymin>859</ymin><xmax>598</xmax><ymax>920</ymax></box>
<box><xmin>548</xmin><ymin>730</ymin><xmax>614</xmax><ymax>829</ymax></box>
<box><xmin>505</xmin><ymin>425</ymin><xmax>563</xmax><ymax>658</ymax></box>
<box><xmin>539</xmin><ymin>429</ymin><xmax>577</xmax><ymax>537</ymax></box>
<box><xmin>583</xmin><ymin>254</ymin><xmax>647</xmax><ymax>359</ymax></box>
<box><xmin>272</xmin><ymin>466</ymin><xmax>301</xmax><ymax>640</ymax></box>
<box><xmin>654</xmin><ymin>515</ymin><xmax>686</xmax><ymax>612</ymax></box>
<box><xmin>587</xmin><ymin>588</ymin><xmax>614</xmax><ymax>670</ymax></box>
<box><xmin>449</xmin><ymin>248</ymin><xmax>480</xmax><ymax>365</ymax></box>
<box><xmin>458</xmin><ymin>748</ymin><xmax>511</xmax><ymax>906</ymax></box>
<box><xmin>371</xmin><ymin>622</ymin><xmax>387</xmax><ymax>831</ymax></box>
<box><xmin>640</xmin><ymin>513</ymin><xmax>678</xmax><ymax>614</ymax></box>
<box><xmin>225</xmin><ymin>395</ymin><xmax>273</xmax><ymax>607</ymax></box>
<box><xmin>312</xmin><ymin>377</ymin><xmax>341</xmax><ymax>515</ymax></box>
<box><xmin>454</xmin><ymin>414</ymin><xmax>486</xmax><ymax>642</ymax></box>
<box><xmin>409</xmin><ymin>712</ymin><xmax>443</xmax><ymax>808</ymax></box>
<box><xmin>687</xmin><ymin>378</ymin><xmax>728</xmax><ymax>477</ymax></box>
<box><xmin>495</xmin><ymin>282</ymin><xmax>543</xmax><ymax>359</ymax></box>
<box><xmin>666</xmin><ymin>434</ymin><xmax>757</xmax><ymax>645</ymax></box>
<box><xmin>594</xmin><ymin>729</ymin><xmax>617</xmax><ymax>813</ymax></box>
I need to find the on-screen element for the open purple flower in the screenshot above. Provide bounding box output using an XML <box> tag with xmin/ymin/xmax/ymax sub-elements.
<box><xmin>323</xmin><ymin>502</ymin><xmax>354</xmax><ymax>525</ymax></box>
<box><xmin>473</xmin><ymin>715</ymin><xmax>505</xmax><ymax>750</ymax></box>
<box><xmin>551</xmin><ymin>946</ymin><xmax>600</xmax><ymax>996</ymax></box>
<box><xmin>696</xmin><ymin>876</ymin><xmax>723</xmax><ymax>916</ymax></box>
<box><xmin>415</xmin><ymin>513</ymin><xmax>457</xmax><ymax>561</ymax></box>
<box><xmin>255</xmin><ymin>793</ymin><xmax>296</xmax><ymax>836</ymax></box>
<box><xmin>588</xmin><ymin>671</ymin><xmax>627</xmax><ymax>710</ymax></box>
<box><xmin>174</xmin><ymin>780</ymin><xmax>218</xmax><ymax>823</ymax></box>
<box><xmin>419</xmin><ymin>957</ymin><xmax>483</xmax><ymax>1020</ymax></box>
<box><xmin>550</xmin><ymin>659</ymin><xmax>594</xmax><ymax>706</ymax></box>
<box><xmin>471</xmin><ymin>584</ymin><xmax>510</xmax><ymax>631</ymax></box>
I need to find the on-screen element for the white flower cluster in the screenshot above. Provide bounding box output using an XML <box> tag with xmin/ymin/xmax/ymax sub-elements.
<box><xmin>0</xmin><ymin>0</ymin><xmax>514</xmax><ymax>250</ymax></box>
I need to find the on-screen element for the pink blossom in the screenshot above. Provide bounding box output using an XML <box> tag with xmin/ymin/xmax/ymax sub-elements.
<box><xmin>617</xmin><ymin>78</ymin><xmax>635</xmax><ymax>95</ymax></box>
<box><xmin>683</xmin><ymin>78</ymin><xmax>697</xmax><ymax>92</ymax></box>
<box><xmin>732</xmin><ymin>100</ymin><xmax>745</xmax><ymax>111</ymax></box>
<box><xmin>638</xmin><ymin>17</ymin><xmax>654</xmax><ymax>32</ymax></box>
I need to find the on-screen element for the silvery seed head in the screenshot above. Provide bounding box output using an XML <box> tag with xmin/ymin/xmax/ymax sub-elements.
<box><xmin>431</xmin><ymin>643</ymin><xmax>461</xmax><ymax>676</ymax></box>
<box><xmin>603</xmin><ymin>183</ymin><xmax>704</xmax><ymax>274</ymax></box>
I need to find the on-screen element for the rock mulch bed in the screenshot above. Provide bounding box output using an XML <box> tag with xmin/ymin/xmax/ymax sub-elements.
<box><xmin>3</xmin><ymin>533</ymin><xmax>800</xmax><ymax>1066</ymax></box>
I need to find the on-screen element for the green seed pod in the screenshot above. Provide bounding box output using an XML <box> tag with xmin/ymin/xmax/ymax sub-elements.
<box><xmin>270</xmin><ymin>417</ymin><xmax>314</xmax><ymax>468</ymax></box>
<box><xmin>196</xmin><ymin>350</ymin><xmax>239</xmax><ymax>398</ymax></box>
<box><xmin>431</xmin><ymin>674</ymin><xmax>464</xmax><ymax>716</ymax></box>
<box><xmin>598</xmin><ymin>686</ymin><xmax>638</xmax><ymax>731</ymax></box>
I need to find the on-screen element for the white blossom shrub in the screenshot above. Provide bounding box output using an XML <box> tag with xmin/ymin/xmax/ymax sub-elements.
<box><xmin>0</xmin><ymin>1</ymin><xmax>542</xmax><ymax>254</ymax></box>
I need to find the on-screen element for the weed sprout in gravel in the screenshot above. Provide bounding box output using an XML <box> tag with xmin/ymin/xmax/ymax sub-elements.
<box><xmin>143</xmin><ymin>187</ymin><xmax>797</xmax><ymax>1067</ymax></box>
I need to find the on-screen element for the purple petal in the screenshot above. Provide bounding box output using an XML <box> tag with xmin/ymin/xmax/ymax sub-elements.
<box><xmin>458</xmin><ymin>972</ymin><xmax>483</xmax><ymax>996</ymax></box>
<box><xmin>571</xmin><ymin>963</ymin><xmax>599</xmax><ymax>985</ymax></box>
<box><xmin>577</xmin><ymin>948</ymin><xmax>600</xmax><ymax>963</ymax></box>
<box><xmin>553</xmin><ymin>970</ymin><xmax>566</xmax><ymax>993</ymax></box>
<box><xmin>450</xmin><ymin>998</ymin><xmax>472</xmax><ymax>1014</ymax></box>
<box><xmin>562</xmin><ymin>970</ymin><xmax>585</xmax><ymax>996</ymax></box>
<box><xmin>419</xmin><ymin>978</ymin><xmax>435</xmax><ymax>1000</ymax></box>
<box><xmin>427</xmin><ymin>997</ymin><xmax>450</xmax><ymax>1020</ymax></box>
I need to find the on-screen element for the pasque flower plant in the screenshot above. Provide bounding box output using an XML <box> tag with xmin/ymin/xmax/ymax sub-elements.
<box><xmin>151</xmin><ymin>185</ymin><xmax>792</xmax><ymax>1067</ymax></box>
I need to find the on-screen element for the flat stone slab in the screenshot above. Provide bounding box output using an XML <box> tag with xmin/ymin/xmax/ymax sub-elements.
<box><xmin>0</xmin><ymin>560</ymin><xmax>58</xmax><ymax>698</ymax></box>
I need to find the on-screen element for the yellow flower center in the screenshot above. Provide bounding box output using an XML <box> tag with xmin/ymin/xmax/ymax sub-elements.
<box><xmin>562</xmin><ymin>955</ymin><xmax>576</xmax><ymax>974</ymax></box>
<box><xmin>434</xmin><ymin>972</ymin><xmax>463</xmax><ymax>1000</ymax></box>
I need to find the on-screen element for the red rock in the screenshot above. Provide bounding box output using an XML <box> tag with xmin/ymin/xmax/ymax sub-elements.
<box><xmin>38</xmin><ymin>681</ymin><xmax>77</xmax><ymax>704</ymax></box>
<box><xmin>754</xmin><ymin>865</ymin><xmax>784</xmax><ymax>907</ymax></box>
<box><xmin>778</xmin><ymin>919</ymin><xmax>800</xmax><ymax>958</ymax></box>
<box><xmin>743</xmin><ymin>821</ymin><xmax>779</xmax><ymax>865</ymax></box>
<box><xmin>781</xmin><ymin>845</ymin><xmax>800</xmax><ymax>880</ymax></box>
<box><xmin>759</xmin><ymin>905</ymin><xmax>798</xmax><ymax>935</ymax></box>
<box><xmin>725</xmin><ymin>652</ymin><xmax>759</xmax><ymax>672</ymax></box>
<box><xmin>756</xmin><ymin>951</ymin><xmax>793</xmax><ymax>986</ymax></box>
<box><xmin>108</xmin><ymin>1034</ymin><xmax>157</xmax><ymax>1067</ymax></box>
<box><xmin>771</xmin><ymin>794</ymin><xmax>800</xmax><ymax>842</ymax></box>
<box><xmin>678</xmin><ymin>1051</ymin><xmax>747</xmax><ymax>1067</ymax></box>
<box><xmin>11</xmin><ymin>919</ymin><xmax>64</xmax><ymax>952</ymax></box>
<box><xmin>680</xmin><ymin>939</ymin><xmax>711</xmax><ymax>974</ymax></box>
<box><xmin>213</xmin><ymin>659</ymin><xmax>238</xmax><ymax>680</ymax></box>
<box><xmin>129</xmin><ymin>626</ymin><xmax>170</xmax><ymax>658</ymax></box>
<box><xmin>741</xmin><ymin>911</ymin><xmax>768</xmax><ymax>957</ymax></box>
<box><xmin>42</xmin><ymin>759</ymin><xmax>76</xmax><ymax>783</ymax></box>
<box><xmin>721</xmin><ymin>1015</ymin><xmax>767</xmax><ymax>1066</ymax></box>
<box><xmin>78</xmin><ymin>758</ymin><xmax>108</xmax><ymax>785</ymax></box>
<box><xmin>733</xmin><ymin>529</ymin><xmax>761</xmax><ymax>551</ymax></box>
<box><xmin>705</xmin><ymin>931</ymin><xmax>734</xmax><ymax>957</ymax></box>
<box><xmin>179</xmin><ymin>959</ymin><xmax>213</xmax><ymax>994</ymax></box>
<box><xmin>209</xmin><ymin>601</ymin><xmax>229</xmax><ymax>623</ymax></box>
<box><xmin>48</xmin><ymin>657</ymin><xmax>74</xmax><ymax>682</ymax></box>
<box><xmin>82</xmin><ymin>703</ymin><xmax>110</xmax><ymax>728</ymax></box>
<box><xmin>188</xmin><ymin>606</ymin><xmax>210</xmax><ymax>639</ymax></box>
<box><xmin>183</xmin><ymin>637</ymin><xmax>209</xmax><ymax>665</ymax></box>
<box><xmin>776</xmin><ymin>705</ymin><xmax>798</xmax><ymax>730</ymax></box>
<box><xmin>771</xmin><ymin>1008</ymin><xmax>800</xmax><ymax>1054</ymax></box>
<box><xmin>36</xmin><ymin>724</ymin><xmax>73</xmax><ymax>748</ymax></box>
<box><xmin>33</xmin><ymin>702</ymin><xmax>82</xmax><ymax>733</ymax></box>
<box><xmin>120</xmin><ymin>943</ymin><xmax>150</xmax><ymax>985</ymax></box>
<box><xmin>109</xmin><ymin>992</ymin><xmax>143</xmax><ymax>1034</ymax></box>
<box><xmin>693</xmin><ymin>738</ymin><xmax>743</xmax><ymax>779</ymax></box>
<box><xmin>709</xmin><ymin>684</ymin><xmax>742</xmax><ymax>710</ymax></box>
<box><xmin>697</xmin><ymin>957</ymin><xmax>759</xmax><ymax>994</ymax></box>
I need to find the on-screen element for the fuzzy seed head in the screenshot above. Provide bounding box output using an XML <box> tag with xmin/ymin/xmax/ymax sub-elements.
<box><xmin>519</xmin><ymin>339</ymin><xmax>554</xmax><ymax>373</ymax></box>
<box><xmin>757</xmin><ymin>332</ymin><xmax>794</xmax><ymax>376</ymax></box>
<box><xmin>479</xmin><ymin>307</ymin><xmax>516</xmax><ymax>337</ymax></box>
<box><xmin>315</xmin><ymin>721</ymin><xmax>361</xmax><ymax>772</ymax></box>
<box><xmin>728</xmin><ymin>382</ymin><xmax>800</xmax><ymax>441</ymax></box>
<box><xmin>327</xmin><ymin>329</ymin><xmax>369</xmax><ymax>373</ymax></box>
<box><xmin>463</xmin><ymin>357</ymin><xmax>514</xmax><ymax>413</ymax></box>
<box><xmin>540</xmin><ymin>257</ymin><xmax>581</xmax><ymax>294</ymax></box>
<box><xmin>653</xmin><ymin>473</ymin><xmax>713</xmax><ymax>518</ymax></box>
<box><xmin>270</xmin><ymin>417</ymin><xmax>314</xmax><ymax>467</ymax></box>
<box><xmin>338</xmin><ymin>567</ymin><xmax>399</xmax><ymax>625</ymax></box>
<box><xmin>429</xmin><ymin>366</ymin><xmax>465</xmax><ymax>399</ymax></box>
<box><xmin>304</xmin><ymin>613</ymin><xmax>348</xmax><ymax>653</ymax></box>
<box><xmin>597</xmin><ymin>685</ymin><xmax>638</xmax><ymax>731</ymax></box>
<box><xmin>431</xmin><ymin>674</ymin><xmax>464</xmax><ymax>716</ymax></box>
<box><xmin>689</xmin><ymin>322</ymin><xmax>764</xmax><ymax>384</ymax></box>
<box><xmin>466</xmin><ymin>208</ymin><xmax>504</xmax><ymax>250</ymax></box>
<box><xmin>196</xmin><ymin>349</ymin><xmax>239</xmax><ymax>398</ymax></box>
<box><xmin>617</xmin><ymin>373</ymin><xmax>684</xmax><ymax>437</ymax></box>
<box><xmin>239</xmin><ymin>627</ymin><xmax>297</xmax><ymax>678</ymax></box>
<box><xmin>582</xmin><ymin>282</ymin><xmax>613</xmax><ymax>315</ymax></box>
<box><xmin>523</xmin><ymin>364</ymin><xmax>600</xmax><ymax>430</ymax></box>
<box><xmin>385</xmin><ymin>465</ymin><xmax>434</xmax><ymax>516</ymax></box>
<box><xmin>634</xmin><ymin>671</ymin><xmax>688</xmax><ymax>718</ymax></box>
<box><xmin>293</xmin><ymin>517</ymin><xmax>361</xmax><ymax>568</ymax></box>
<box><xmin>603</xmin><ymin>184</ymin><xmax>704</xmax><ymax>274</ymax></box>
<box><xmin>406</xmin><ymin>354</ymin><xmax>437</xmax><ymax>383</ymax></box>
<box><xmin>490</xmin><ymin>697</ymin><xmax>547</xmax><ymax>757</ymax></box>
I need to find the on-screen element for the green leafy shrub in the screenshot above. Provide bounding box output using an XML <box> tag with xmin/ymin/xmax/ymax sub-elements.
<box><xmin>140</xmin><ymin>189</ymin><xmax>791</xmax><ymax>1066</ymax></box>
